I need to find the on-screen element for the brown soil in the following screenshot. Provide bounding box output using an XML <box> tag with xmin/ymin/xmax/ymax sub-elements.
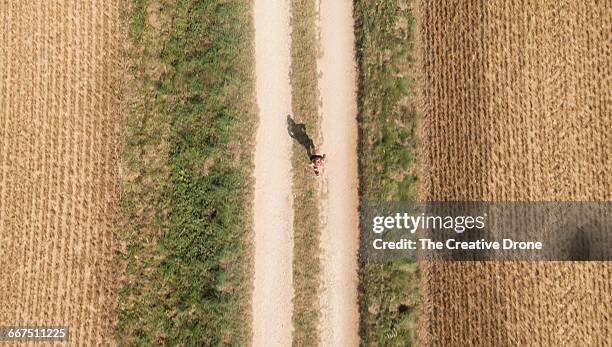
<box><xmin>414</xmin><ymin>1</ymin><xmax>611</xmax><ymax>345</ymax></box>
<box><xmin>0</xmin><ymin>1</ymin><xmax>121</xmax><ymax>345</ymax></box>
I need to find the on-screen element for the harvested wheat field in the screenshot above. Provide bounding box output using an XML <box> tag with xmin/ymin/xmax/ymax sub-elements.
<box><xmin>415</xmin><ymin>0</ymin><xmax>611</xmax><ymax>346</ymax></box>
<box><xmin>0</xmin><ymin>1</ymin><xmax>121</xmax><ymax>345</ymax></box>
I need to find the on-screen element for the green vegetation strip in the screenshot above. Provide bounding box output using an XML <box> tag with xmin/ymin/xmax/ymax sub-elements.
<box><xmin>355</xmin><ymin>0</ymin><xmax>419</xmax><ymax>345</ymax></box>
<box><xmin>289</xmin><ymin>0</ymin><xmax>322</xmax><ymax>345</ymax></box>
<box><xmin>117</xmin><ymin>0</ymin><xmax>255</xmax><ymax>345</ymax></box>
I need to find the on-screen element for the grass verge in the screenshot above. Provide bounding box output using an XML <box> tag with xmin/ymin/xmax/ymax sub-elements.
<box><xmin>355</xmin><ymin>0</ymin><xmax>419</xmax><ymax>345</ymax></box>
<box><xmin>289</xmin><ymin>0</ymin><xmax>322</xmax><ymax>345</ymax></box>
<box><xmin>116</xmin><ymin>0</ymin><xmax>256</xmax><ymax>345</ymax></box>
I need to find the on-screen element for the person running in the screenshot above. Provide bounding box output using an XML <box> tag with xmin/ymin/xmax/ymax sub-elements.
<box><xmin>309</xmin><ymin>153</ymin><xmax>326</xmax><ymax>176</ymax></box>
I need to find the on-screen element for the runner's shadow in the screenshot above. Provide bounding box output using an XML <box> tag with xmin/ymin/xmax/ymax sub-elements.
<box><xmin>287</xmin><ymin>115</ymin><xmax>315</xmax><ymax>157</ymax></box>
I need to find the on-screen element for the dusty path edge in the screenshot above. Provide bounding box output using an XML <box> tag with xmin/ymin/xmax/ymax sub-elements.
<box><xmin>317</xmin><ymin>0</ymin><xmax>361</xmax><ymax>345</ymax></box>
<box><xmin>252</xmin><ymin>0</ymin><xmax>295</xmax><ymax>345</ymax></box>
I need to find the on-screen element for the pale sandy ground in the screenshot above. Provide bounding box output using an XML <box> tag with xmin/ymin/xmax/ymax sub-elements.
<box><xmin>252</xmin><ymin>0</ymin><xmax>295</xmax><ymax>346</ymax></box>
<box><xmin>317</xmin><ymin>0</ymin><xmax>360</xmax><ymax>345</ymax></box>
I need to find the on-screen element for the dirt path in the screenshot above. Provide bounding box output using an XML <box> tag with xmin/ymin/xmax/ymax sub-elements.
<box><xmin>252</xmin><ymin>0</ymin><xmax>294</xmax><ymax>345</ymax></box>
<box><xmin>317</xmin><ymin>0</ymin><xmax>360</xmax><ymax>345</ymax></box>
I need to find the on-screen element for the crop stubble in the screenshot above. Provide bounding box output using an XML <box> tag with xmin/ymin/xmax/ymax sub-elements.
<box><xmin>0</xmin><ymin>1</ymin><xmax>121</xmax><ymax>345</ymax></box>
<box><xmin>415</xmin><ymin>0</ymin><xmax>610</xmax><ymax>345</ymax></box>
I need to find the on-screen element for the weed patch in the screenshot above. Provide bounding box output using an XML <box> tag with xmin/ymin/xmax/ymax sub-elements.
<box><xmin>355</xmin><ymin>0</ymin><xmax>419</xmax><ymax>345</ymax></box>
<box><xmin>289</xmin><ymin>0</ymin><xmax>322</xmax><ymax>345</ymax></box>
<box><xmin>117</xmin><ymin>0</ymin><xmax>256</xmax><ymax>345</ymax></box>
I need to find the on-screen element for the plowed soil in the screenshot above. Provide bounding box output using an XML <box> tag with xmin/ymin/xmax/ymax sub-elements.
<box><xmin>415</xmin><ymin>0</ymin><xmax>611</xmax><ymax>345</ymax></box>
<box><xmin>0</xmin><ymin>1</ymin><xmax>121</xmax><ymax>345</ymax></box>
